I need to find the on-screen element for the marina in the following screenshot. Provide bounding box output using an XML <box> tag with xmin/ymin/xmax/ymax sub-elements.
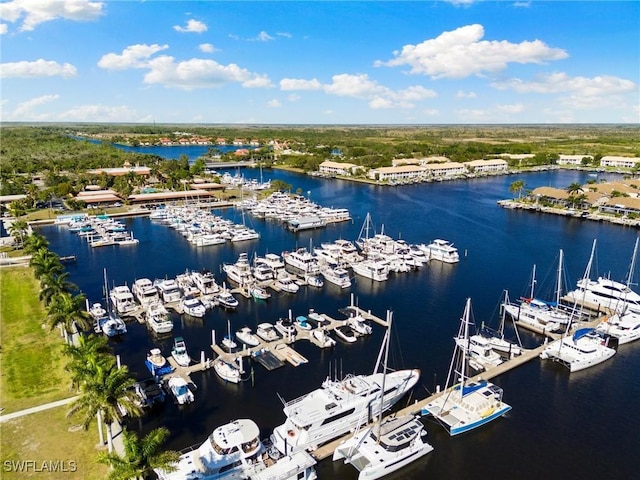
<box><xmin>36</xmin><ymin>168</ymin><xmax>640</xmax><ymax>480</ymax></box>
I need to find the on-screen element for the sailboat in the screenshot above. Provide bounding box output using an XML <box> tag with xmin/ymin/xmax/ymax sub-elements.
<box><xmin>541</xmin><ymin>240</ymin><xmax>618</xmax><ymax>372</ymax></box>
<box><xmin>596</xmin><ymin>237</ymin><xmax>640</xmax><ymax>344</ymax></box>
<box><xmin>421</xmin><ymin>298</ymin><xmax>511</xmax><ymax>435</ymax></box>
<box><xmin>333</xmin><ymin>312</ymin><xmax>434</xmax><ymax>479</ymax></box>
<box><xmin>214</xmin><ymin>320</ymin><xmax>243</xmax><ymax>383</ymax></box>
<box><xmin>95</xmin><ymin>268</ymin><xmax>127</xmax><ymax>337</ymax></box>
<box><xmin>477</xmin><ymin>291</ymin><xmax>523</xmax><ymax>358</ymax></box>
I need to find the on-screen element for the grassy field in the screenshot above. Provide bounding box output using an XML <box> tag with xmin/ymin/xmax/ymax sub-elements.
<box><xmin>0</xmin><ymin>267</ymin><xmax>73</xmax><ymax>413</ymax></box>
<box><xmin>0</xmin><ymin>267</ymin><xmax>108</xmax><ymax>479</ymax></box>
<box><xmin>1</xmin><ymin>408</ymin><xmax>109</xmax><ymax>480</ymax></box>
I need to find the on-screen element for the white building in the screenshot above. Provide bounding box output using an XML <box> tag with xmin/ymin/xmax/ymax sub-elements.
<box><xmin>423</xmin><ymin>162</ymin><xmax>466</xmax><ymax>178</ymax></box>
<box><xmin>463</xmin><ymin>159</ymin><xmax>508</xmax><ymax>173</ymax></box>
<box><xmin>600</xmin><ymin>156</ymin><xmax>640</xmax><ymax>169</ymax></box>
<box><xmin>557</xmin><ymin>154</ymin><xmax>593</xmax><ymax>165</ymax></box>
<box><xmin>318</xmin><ymin>161</ymin><xmax>359</xmax><ymax>176</ymax></box>
<box><xmin>367</xmin><ymin>165</ymin><xmax>426</xmax><ymax>182</ymax></box>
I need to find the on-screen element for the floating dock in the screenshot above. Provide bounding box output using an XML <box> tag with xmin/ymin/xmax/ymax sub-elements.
<box><xmin>252</xmin><ymin>348</ymin><xmax>285</xmax><ymax>370</ymax></box>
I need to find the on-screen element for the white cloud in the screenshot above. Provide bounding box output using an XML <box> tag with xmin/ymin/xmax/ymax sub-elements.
<box><xmin>281</xmin><ymin>73</ymin><xmax>436</xmax><ymax>110</ymax></box>
<box><xmin>229</xmin><ymin>31</ymin><xmax>277</xmax><ymax>42</ymax></box>
<box><xmin>11</xmin><ymin>94</ymin><xmax>59</xmax><ymax>118</ymax></box>
<box><xmin>199</xmin><ymin>43</ymin><xmax>217</xmax><ymax>53</ymax></box>
<box><xmin>375</xmin><ymin>24</ymin><xmax>568</xmax><ymax>79</ymax></box>
<box><xmin>0</xmin><ymin>0</ymin><xmax>104</xmax><ymax>32</ymax></box>
<box><xmin>0</xmin><ymin>23</ymin><xmax>7</xmax><ymax>34</ymax></box>
<box><xmin>1</xmin><ymin>59</ymin><xmax>77</xmax><ymax>78</ymax></box>
<box><xmin>173</xmin><ymin>19</ymin><xmax>207</xmax><ymax>33</ymax></box>
<box><xmin>497</xmin><ymin>103</ymin><xmax>526</xmax><ymax>113</ymax></box>
<box><xmin>266</xmin><ymin>99</ymin><xmax>282</xmax><ymax>108</ymax></box>
<box><xmin>513</xmin><ymin>2</ymin><xmax>532</xmax><ymax>7</ymax></box>
<box><xmin>98</xmin><ymin>44</ymin><xmax>169</xmax><ymax>70</ymax></box>
<box><xmin>456</xmin><ymin>90</ymin><xmax>477</xmax><ymax>99</ymax></box>
<box><xmin>277</xmin><ymin>32</ymin><xmax>292</xmax><ymax>39</ymax></box>
<box><xmin>492</xmin><ymin>72</ymin><xmax>636</xmax><ymax>96</ymax></box>
<box><xmin>446</xmin><ymin>0</ymin><xmax>476</xmax><ymax>5</ymax></box>
<box><xmin>256</xmin><ymin>31</ymin><xmax>274</xmax><ymax>42</ymax></box>
<box><xmin>287</xmin><ymin>93</ymin><xmax>301</xmax><ymax>102</ymax></box>
<box><xmin>143</xmin><ymin>56</ymin><xmax>273</xmax><ymax>90</ymax></box>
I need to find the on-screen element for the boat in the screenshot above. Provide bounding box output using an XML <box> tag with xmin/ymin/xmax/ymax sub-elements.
<box><xmin>503</xmin><ymin>250</ymin><xmax>571</xmax><ymax>332</ymax></box>
<box><xmin>283</xmin><ymin>248</ymin><xmax>321</xmax><ymax>274</ymax></box>
<box><xmin>286</xmin><ymin>215</ymin><xmax>326</xmax><ymax>232</ymax></box>
<box><xmin>420</xmin><ymin>238</ymin><xmax>459</xmax><ymax>263</ymax></box>
<box><xmin>295</xmin><ymin>315</ymin><xmax>312</xmax><ymax>330</ymax></box>
<box><xmin>132</xmin><ymin>278</ymin><xmax>160</xmax><ymax>307</ymax></box>
<box><xmin>596</xmin><ymin>310</ymin><xmax>640</xmax><ymax>344</ymax></box>
<box><xmin>154</xmin><ymin>419</ymin><xmax>318</xmax><ymax>480</ymax></box>
<box><xmin>274</xmin><ymin>273</ymin><xmax>300</xmax><ymax>293</ymax></box>
<box><xmin>230</xmin><ymin>227</ymin><xmax>260</xmax><ymax>242</ymax></box>
<box><xmin>540</xmin><ymin>327</ymin><xmax>617</xmax><ymax>372</ymax></box>
<box><xmin>88</xmin><ymin>302</ymin><xmax>107</xmax><ymax>320</ymax></box>
<box><xmin>191</xmin><ymin>270</ymin><xmax>219</xmax><ymax>296</ymax></box>
<box><xmin>134</xmin><ymin>377</ymin><xmax>166</xmax><ymax>407</ymax></box>
<box><xmin>215</xmin><ymin>286</ymin><xmax>239</xmax><ymax>309</ymax></box>
<box><xmin>146</xmin><ymin>302</ymin><xmax>173</xmax><ymax>334</ymax></box>
<box><xmin>566</xmin><ymin>238</ymin><xmax>640</xmax><ymax>315</ymax></box>
<box><xmin>252</xmin><ymin>260</ymin><xmax>275</xmax><ymax>282</ymax></box>
<box><xmin>477</xmin><ymin>294</ymin><xmax>523</xmax><ymax>357</ymax></box>
<box><xmin>171</xmin><ymin>337</ymin><xmax>191</xmax><ymax>367</ymax></box>
<box><xmin>97</xmin><ymin>314</ymin><xmax>127</xmax><ymax>337</ymax></box>
<box><xmin>223</xmin><ymin>253</ymin><xmax>254</xmax><ymax>287</ymax></box>
<box><xmin>341</xmin><ymin>309</ymin><xmax>373</xmax><ymax>335</ymax></box>
<box><xmin>222</xmin><ymin>320</ymin><xmax>238</xmax><ymax>351</ymax></box>
<box><xmin>270</xmin><ymin>324</ymin><xmax>421</xmax><ymax>454</ymax></box>
<box><xmin>145</xmin><ymin>348</ymin><xmax>173</xmax><ymax>376</ymax></box>
<box><xmin>180</xmin><ymin>295</ymin><xmax>206</xmax><ymax>318</ymax></box>
<box><xmin>305</xmin><ymin>273</ymin><xmax>324</xmax><ymax>288</ymax></box>
<box><xmin>351</xmin><ymin>259</ymin><xmax>389</xmax><ymax>282</ymax></box>
<box><xmin>262</xmin><ymin>252</ymin><xmax>285</xmax><ymax>270</ymax></box>
<box><xmin>109</xmin><ymin>284</ymin><xmax>136</xmax><ymax>316</ymax></box>
<box><xmin>335</xmin><ymin>325</ymin><xmax>357</xmax><ymax>343</ymax></box>
<box><xmin>256</xmin><ymin>322</ymin><xmax>280</xmax><ymax>342</ymax></box>
<box><xmin>311</xmin><ymin>327</ymin><xmax>336</xmax><ymax>348</ymax></box>
<box><xmin>213</xmin><ymin>357</ymin><xmax>242</xmax><ymax>383</ymax></box>
<box><xmin>248</xmin><ymin>283</ymin><xmax>271</xmax><ymax>300</ymax></box>
<box><xmin>167</xmin><ymin>376</ymin><xmax>194</xmax><ymax>405</ymax></box>
<box><xmin>307</xmin><ymin>309</ymin><xmax>329</xmax><ymax>327</ymax></box>
<box><xmin>321</xmin><ymin>266</ymin><xmax>352</xmax><ymax>288</ymax></box>
<box><xmin>154</xmin><ymin>278</ymin><xmax>183</xmax><ymax>304</ymax></box>
<box><xmin>333</xmin><ymin>313</ymin><xmax>434</xmax><ymax>479</ymax></box>
<box><xmin>420</xmin><ymin>298</ymin><xmax>511</xmax><ymax>435</ymax></box>
<box><xmin>236</xmin><ymin>326</ymin><xmax>261</xmax><ymax>347</ymax></box>
<box><xmin>275</xmin><ymin>317</ymin><xmax>297</xmax><ymax>338</ymax></box>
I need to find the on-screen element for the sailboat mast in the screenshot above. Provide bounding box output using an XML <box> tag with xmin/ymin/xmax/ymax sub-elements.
<box><xmin>530</xmin><ymin>265</ymin><xmax>537</xmax><ymax>299</ymax></box>
<box><xmin>625</xmin><ymin>237</ymin><xmax>639</xmax><ymax>288</ymax></box>
<box><xmin>555</xmin><ymin>249</ymin><xmax>564</xmax><ymax>305</ymax></box>
<box><xmin>376</xmin><ymin>311</ymin><xmax>392</xmax><ymax>444</ymax></box>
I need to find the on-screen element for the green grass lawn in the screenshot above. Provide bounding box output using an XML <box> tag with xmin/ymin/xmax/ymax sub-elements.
<box><xmin>0</xmin><ymin>267</ymin><xmax>74</xmax><ymax>413</ymax></box>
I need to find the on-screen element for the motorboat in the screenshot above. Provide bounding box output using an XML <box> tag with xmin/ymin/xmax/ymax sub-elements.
<box><xmin>275</xmin><ymin>317</ymin><xmax>297</xmax><ymax>338</ymax></box>
<box><xmin>132</xmin><ymin>278</ymin><xmax>160</xmax><ymax>307</ymax></box>
<box><xmin>145</xmin><ymin>348</ymin><xmax>173</xmax><ymax>376</ymax></box>
<box><xmin>256</xmin><ymin>323</ymin><xmax>280</xmax><ymax>342</ymax></box>
<box><xmin>213</xmin><ymin>357</ymin><xmax>242</xmax><ymax>383</ymax></box>
<box><xmin>351</xmin><ymin>259</ymin><xmax>389</xmax><ymax>282</ymax></box>
<box><xmin>171</xmin><ymin>337</ymin><xmax>191</xmax><ymax>367</ymax></box>
<box><xmin>455</xmin><ymin>334</ymin><xmax>503</xmax><ymax>370</ymax></box>
<box><xmin>88</xmin><ymin>302</ymin><xmax>107</xmax><ymax>320</ymax></box>
<box><xmin>134</xmin><ymin>377</ymin><xmax>165</xmax><ymax>407</ymax></box>
<box><xmin>146</xmin><ymin>302</ymin><xmax>173</xmax><ymax>334</ymax></box>
<box><xmin>333</xmin><ymin>313</ymin><xmax>433</xmax><ymax>478</ymax></box>
<box><xmin>335</xmin><ymin>325</ymin><xmax>357</xmax><ymax>343</ymax></box>
<box><xmin>271</xmin><ymin>326</ymin><xmax>420</xmax><ymax>454</ymax></box>
<box><xmin>252</xmin><ymin>262</ymin><xmax>275</xmax><ymax>282</ymax></box>
<box><xmin>295</xmin><ymin>315</ymin><xmax>312</xmax><ymax>330</ymax></box>
<box><xmin>311</xmin><ymin>328</ymin><xmax>336</xmax><ymax>348</ymax></box>
<box><xmin>248</xmin><ymin>284</ymin><xmax>271</xmax><ymax>300</ymax></box>
<box><xmin>98</xmin><ymin>314</ymin><xmax>127</xmax><ymax>337</ymax></box>
<box><xmin>420</xmin><ymin>239</ymin><xmax>459</xmax><ymax>263</ymax></box>
<box><xmin>307</xmin><ymin>309</ymin><xmax>329</xmax><ymax>327</ymax></box>
<box><xmin>596</xmin><ymin>310</ymin><xmax>640</xmax><ymax>345</ymax></box>
<box><xmin>274</xmin><ymin>273</ymin><xmax>300</xmax><ymax>293</ymax></box>
<box><xmin>305</xmin><ymin>274</ymin><xmax>324</xmax><ymax>288</ymax></box>
<box><xmin>223</xmin><ymin>253</ymin><xmax>254</xmax><ymax>287</ymax></box>
<box><xmin>421</xmin><ymin>298</ymin><xmax>511</xmax><ymax>435</ymax></box>
<box><xmin>216</xmin><ymin>287</ymin><xmax>239</xmax><ymax>309</ymax></box>
<box><xmin>154</xmin><ymin>278</ymin><xmax>183</xmax><ymax>304</ymax></box>
<box><xmin>154</xmin><ymin>419</ymin><xmax>317</xmax><ymax>480</ymax></box>
<box><xmin>540</xmin><ymin>328</ymin><xmax>617</xmax><ymax>372</ymax></box>
<box><xmin>230</xmin><ymin>228</ymin><xmax>260</xmax><ymax>242</ymax></box>
<box><xmin>236</xmin><ymin>327</ymin><xmax>261</xmax><ymax>347</ymax></box>
<box><xmin>262</xmin><ymin>252</ymin><xmax>285</xmax><ymax>270</ymax></box>
<box><xmin>109</xmin><ymin>285</ymin><xmax>136</xmax><ymax>316</ymax></box>
<box><xmin>167</xmin><ymin>377</ymin><xmax>194</xmax><ymax>405</ymax></box>
<box><xmin>321</xmin><ymin>266</ymin><xmax>352</xmax><ymax>288</ymax></box>
<box><xmin>191</xmin><ymin>270</ymin><xmax>219</xmax><ymax>296</ymax></box>
<box><xmin>180</xmin><ymin>295</ymin><xmax>206</xmax><ymax>318</ymax></box>
<box><xmin>283</xmin><ymin>248</ymin><xmax>321</xmax><ymax>274</ymax></box>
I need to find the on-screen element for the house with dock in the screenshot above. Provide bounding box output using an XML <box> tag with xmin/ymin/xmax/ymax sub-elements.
<box><xmin>318</xmin><ymin>160</ymin><xmax>359</xmax><ymax>176</ymax></box>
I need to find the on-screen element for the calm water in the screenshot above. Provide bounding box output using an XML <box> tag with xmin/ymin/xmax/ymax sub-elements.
<box><xmin>39</xmin><ymin>168</ymin><xmax>639</xmax><ymax>479</ymax></box>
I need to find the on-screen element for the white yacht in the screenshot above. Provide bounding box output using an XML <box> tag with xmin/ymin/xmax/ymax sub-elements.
<box><xmin>132</xmin><ymin>278</ymin><xmax>160</xmax><ymax>307</ymax></box>
<box><xmin>109</xmin><ymin>285</ymin><xmax>137</xmax><ymax>316</ymax></box>
<box><xmin>167</xmin><ymin>377</ymin><xmax>194</xmax><ymax>405</ymax></box>
<box><xmin>256</xmin><ymin>322</ymin><xmax>280</xmax><ymax>342</ymax></box>
<box><xmin>274</xmin><ymin>273</ymin><xmax>300</xmax><ymax>293</ymax></box>
<box><xmin>215</xmin><ymin>286</ymin><xmax>239</xmax><ymax>309</ymax></box>
<box><xmin>351</xmin><ymin>259</ymin><xmax>389</xmax><ymax>282</ymax></box>
<box><xmin>223</xmin><ymin>253</ymin><xmax>254</xmax><ymax>287</ymax></box>
<box><xmin>420</xmin><ymin>239</ymin><xmax>459</xmax><ymax>263</ymax></box>
<box><xmin>321</xmin><ymin>266</ymin><xmax>352</xmax><ymax>288</ymax></box>
<box><xmin>421</xmin><ymin>298</ymin><xmax>511</xmax><ymax>435</ymax></box>
<box><xmin>171</xmin><ymin>337</ymin><xmax>191</xmax><ymax>367</ymax></box>
<box><xmin>213</xmin><ymin>357</ymin><xmax>242</xmax><ymax>383</ymax></box>
<box><xmin>97</xmin><ymin>314</ymin><xmax>127</xmax><ymax>337</ymax></box>
<box><xmin>230</xmin><ymin>228</ymin><xmax>260</xmax><ymax>242</ymax></box>
<box><xmin>236</xmin><ymin>327</ymin><xmax>261</xmax><ymax>347</ymax></box>
<box><xmin>455</xmin><ymin>334</ymin><xmax>503</xmax><ymax>370</ymax></box>
<box><xmin>191</xmin><ymin>270</ymin><xmax>219</xmax><ymax>296</ymax></box>
<box><xmin>154</xmin><ymin>419</ymin><xmax>317</xmax><ymax>480</ymax></box>
<box><xmin>180</xmin><ymin>295</ymin><xmax>206</xmax><ymax>318</ymax></box>
<box><xmin>262</xmin><ymin>252</ymin><xmax>286</xmax><ymax>271</ymax></box>
<box><xmin>271</xmin><ymin>327</ymin><xmax>420</xmax><ymax>455</ymax></box>
<box><xmin>146</xmin><ymin>302</ymin><xmax>173</xmax><ymax>334</ymax></box>
<box><xmin>540</xmin><ymin>328</ymin><xmax>617</xmax><ymax>372</ymax></box>
<box><xmin>155</xmin><ymin>278</ymin><xmax>183</xmax><ymax>304</ymax></box>
<box><xmin>252</xmin><ymin>261</ymin><xmax>275</xmax><ymax>282</ymax></box>
<box><xmin>596</xmin><ymin>311</ymin><xmax>640</xmax><ymax>344</ymax></box>
<box><xmin>88</xmin><ymin>302</ymin><xmax>107</xmax><ymax>321</ymax></box>
<box><xmin>283</xmin><ymin>248</ymin><xmax>321</xmax><ymax>274</ymax></box>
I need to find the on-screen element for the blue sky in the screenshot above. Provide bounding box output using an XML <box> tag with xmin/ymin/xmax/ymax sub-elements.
<box><xmin>1</xmin><ymin>1</ymin><xmax>638</xmax><ymax>124</ymax></box>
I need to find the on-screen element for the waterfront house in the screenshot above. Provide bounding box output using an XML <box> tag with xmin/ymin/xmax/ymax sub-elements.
<box><xmin>557</xmin><ymin>154</ymin><xmax>593</xmax><ymax>166</ymax></box>
<box><xmin>463</xmin><ymin>159</ymin><xmax>508</xmax><ymax>173</ymax></box>
<box><xmin>367</xmin><ymin>165</ymin><xmax>427</xmax><ymax>182</ymax></box>
<box><xmin>319</xmin><ymin>160</ymin><xmax>359</xmax><ymax>176</ymax></box>
<box><xmin>423</xmin><ymin>161</ymin><xmax>466</xmax><ymax>178</ymax></box>
<box><xmin>599</xmin><ymin>197</ymin><xmax>640</xmax><ymax>217</ymax></box>
<box><xmin>600</xmin><ymin>156</ymin><xmax>640</xmax><ymax>169</ymax></box>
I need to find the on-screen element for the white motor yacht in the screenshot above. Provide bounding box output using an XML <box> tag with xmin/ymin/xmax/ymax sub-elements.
<box><xmin>155</xmin><ymin>278</ymin><xmax>183</xmax><ymax>304</ymax></box>
<box><xmin>256</xmin><ymin>322</ymin><xmax>280</xmax><ymax>342</ymax></box>
<box><xmin>180</xmin><ymin>296</ymin><xmax>206</xmax><ymax>318</ymax></box>
<box><xmin>236</xmin><ymin>327</ymin><xmax>261</xmax><ymax>347</ymax></box>
<box><xmin>146</xmin><ymin>303</ymin><xmax>173</xmax><ymax>334</ymax></box>
<box><xmin>350</xmin><ymin>259</ymin><xmax>389</xmax><ymax>282</ymax></box>
<box><xmin>283</xmin><ymin>248</ymin><xmax>321</xmax><ymax>274</ymax></box>
<box><xmin>540</xmin><ymin>328</ymin><xmax>617</xmax><ymax>372</ymax></box>
<box><xmin>223</xmin><ymin>253</ymin><xmax>254</xmax><ymax>287</ymax></box>
<box><xmin>167</xmin><ymin>377</ymin><xmax>194</xmax><ymax>405</ymax></box>
<box><xmin>596</xmin><ymin>311</ymin><xmax>640</xmax><ymax>345</ymax></box>
<box><xmin>171</xmin><ymin>337</ymin><xmax>191</xmax><ymax>367</ymax></box>
<box><xmin>321</xmin><ymin>266</ymin><xmax>352</xmax><ymax>288</ymax></box>
<box><xmin>110</xmin><ymin>285</ymin><xmax>136</xmax><ymax>316</ymax></box>
<box><xmin>132</xmin><ymin>278</ymin><xmax>160</xmax><ymax>307</ymax></box>
<box><xmin>275</xmin><ymin>273</ymin><xmax>300</xmax><ymax>293</ymax></box>
<box><xmin>420</xmin><ymin>239</ymin><xmax>459</xmax><ymax>263</ymax></box>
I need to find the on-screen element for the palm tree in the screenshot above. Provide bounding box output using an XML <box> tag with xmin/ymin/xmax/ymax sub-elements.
<box><xmin>566</xmin><ymin>182</ymin><xmax>584</xmax><ymax>196</ymax></box>
<box><xmin>8</xmin><ymin>219</ymin><xmax>29</xmax><ymax>247</ymax></box>
<box><xmin>68</xmin><ymin>362</ymin><xmax>142</xmax><ymax>453</ymax></box>
<box><xmin>97</xmin><ymin>427</ymin><xmax>179</xmax><ymax>480</ymax></box>
<box><xmin>509</xmin><ymin>180</ymin><xmax>525</xmax><ymax>200</ymax></box>
<box><xmin>23</xmin><ymin>232</ymin><xmax>49</xmax><ymax>255</ymax></box>
<box><xmin>47</xmin><ymin>291</ymin><xmax>91</xmax><ymax>342</ymax></box>
<box><xmin>39</xmin><ymin>271</ymin><xmax>78</xmax><ymax>306</ymax></box>
<box><xmin>30</xmin><ymin>248</ymin><xmax>63</xmax><ymax>280</ymax></box>
<box><xmin>64</xmin><ymin>334</ymin><xmax>114</xmax><ymax>389</ymax></box>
